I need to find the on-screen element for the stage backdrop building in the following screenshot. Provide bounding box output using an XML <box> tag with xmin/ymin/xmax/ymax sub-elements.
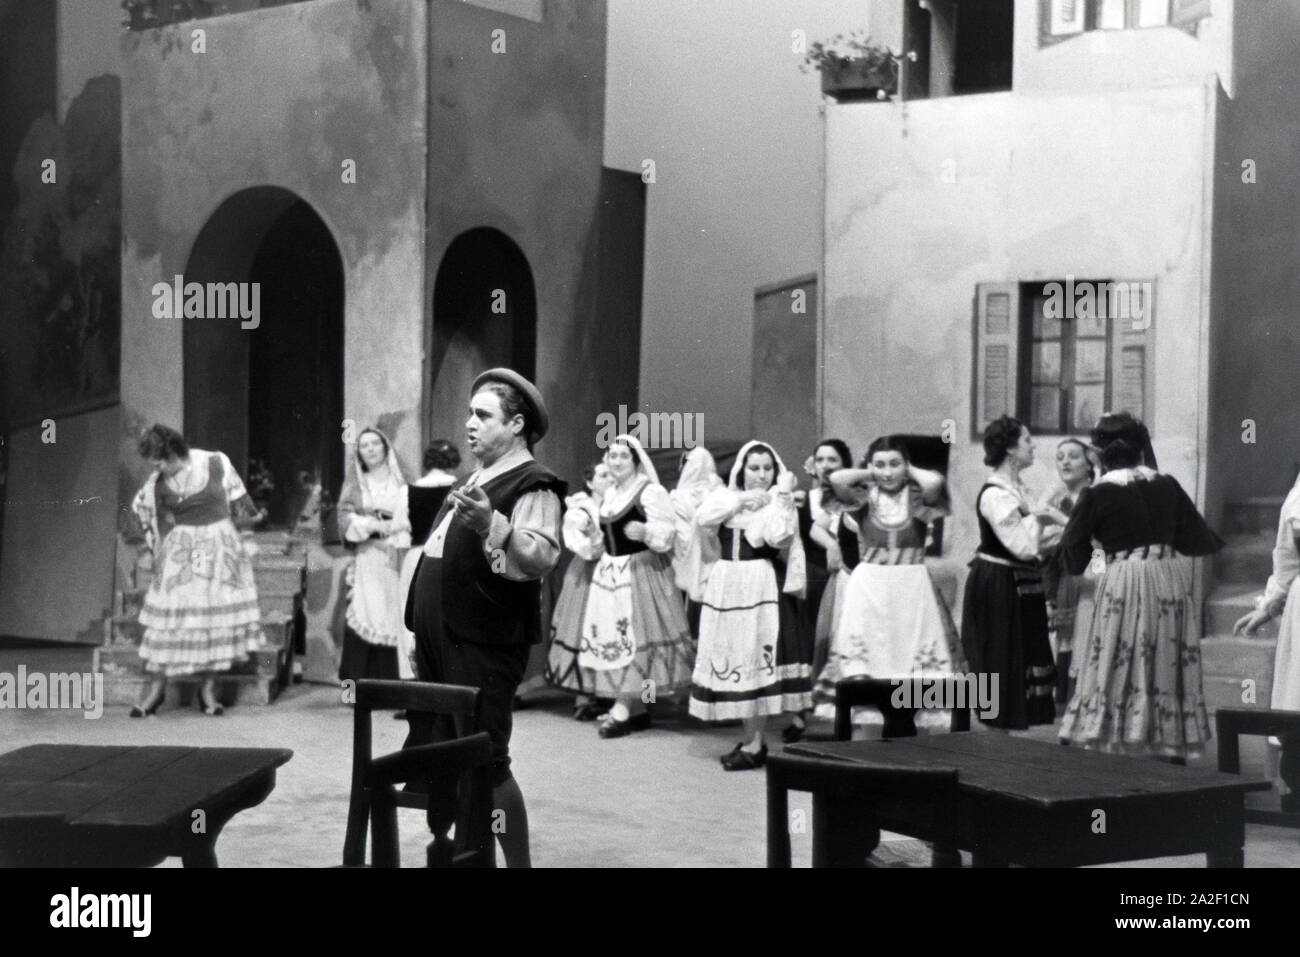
<box><xmin>0</xmin><ymin>0</ymin><xmax>644</xmax><ymax>675</ymax></box>
<box><xmin>818</xmin><ymin>0</ymin><xmax>1299</xmax><ymax>711</ymax></box>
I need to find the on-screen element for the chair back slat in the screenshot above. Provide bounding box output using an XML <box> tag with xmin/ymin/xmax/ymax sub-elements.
<box><xmin>355</xmin><ymin>679</ymin><xmax>481</xmax><ymax>717</ymax></box>
<box><xmin>835</xmin><ymin>676</ymin><xmax>973</xmax><ymax>740</ymax></box>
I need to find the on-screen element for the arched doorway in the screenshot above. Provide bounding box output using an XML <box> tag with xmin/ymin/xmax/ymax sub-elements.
<box><xmin>426</xmin><ymin>228</ymin><xmax>537</xmax><ymax>452</ymax></box>
<box><xmin>183</xmin><ymin>187</ymin><xmax>344</xmax><ymax>527</ymax></box>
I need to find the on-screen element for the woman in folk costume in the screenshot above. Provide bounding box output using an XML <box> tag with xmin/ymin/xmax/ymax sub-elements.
<box><xmin>669</xmin><ymin>445</ymin><xmax>724</xmax><ymax>638</ymax></box>
<box><xmin>690</xmin><ymin>440</ymin><xmax>808</xmax><ymax>770</ymax></box>
<box><xmin>1038</xmin><ymin>437</ymin><xmax>1098</xmax><ymax>705</ymax></box>
<box><xmin>577</xmin><ymin>434</ymin><xmax>697</xmax><ymax>738</ymax></box>
<box><xmin>397</xmin><ymin>440</ymin><xmax>460</xmax><ymax>681</ymax></box>
<box><xmin>337</xmin><ymin>426</ymin><xmax>411</xmax><ymax>683</ymax></box>
<box><xmin>130</xmin><ymin>424</ymin><xmax>267</xmax><ymax>717</ymax></box>
<box><xmin>1059</xmin><ymin>413</ymin><xmax>1223</xmax><ymax>762</ymax></box>
<box><xmin>1234</xmin><ymin>469</ymin><xmax>1300</xmax><ymax>808</ymax></box>
<box><xmin>786</xmin><ymin>438</ymin><xmax>852</xmax><ymax>742</ymax></box>
<box><xmin>544</xmin><ymin>460</ymin><xmax>615</xmax><ymax>719</ymax></box>
<box><xmin>961</xmin><ymin>416</ymin><xmax>1064</xmax><ymax>730</ymax></box>
<box><xmin>811</xmin><ymin>436</ymin><xmax>965</xmax><ymax>729</ymax></box>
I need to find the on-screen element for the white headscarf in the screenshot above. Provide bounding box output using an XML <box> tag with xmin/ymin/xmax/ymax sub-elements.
<box><xmin>600</xmin><ymin>433</ymin><xmax>660</xmax><ymax>518</ymax></box>
<box><xmin>337</xmin><ymin>426</ymin><xmax>411</xmax><ymax>546</ymax></box>
<box><xmin>717</xmin><ymin>439</ymin><xmax>806</xmax><ymax>597</ymax></box>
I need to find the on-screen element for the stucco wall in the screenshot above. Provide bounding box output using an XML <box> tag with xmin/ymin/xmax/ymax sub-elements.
<box><xmin>119</xmin><ymin>0</ymin><xmax>428</xmax><ymax>499</ymax></box>
<box><xmin>1207</xmin><ymin>0</ymin><xmax>1300</xmax><ymax>511</ymax></box>
<box><xmin>426</xmin><ymin>0</ymin><xmax>612</xmax><ymax>487</ymax></box>
<box><xmin>0</xmin><ymin>407</ymin><xmax>119</xmax><ymax>640</ymax></box>
<box><xmin>823</xmin><ymin>82</ymin><xmax>1214</xmax><ymax>568</ymax></box>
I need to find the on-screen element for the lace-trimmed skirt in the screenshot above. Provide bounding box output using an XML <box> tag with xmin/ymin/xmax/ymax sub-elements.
<box><xmin>137</xmin><ymin>519</ymin><xmax>264</xmax><ymax>677</ymax></box>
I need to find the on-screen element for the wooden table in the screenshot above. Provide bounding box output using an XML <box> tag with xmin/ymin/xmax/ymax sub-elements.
<box><xmin>786</xmin><ymin>733</ymin><xmax>1272</xmax><ymax>867</ymax></box>
<box><xmin>0</xmin><ymin>745</ymin><xmax>293</xmax><ymax>867</ymax></box>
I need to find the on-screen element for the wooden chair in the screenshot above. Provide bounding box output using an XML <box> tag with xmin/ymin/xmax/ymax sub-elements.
<box><xmin>834</xmin><ymin>676</ymin><xmax>972</xmax><ymax>741</ymax></box>
<box><xmin>766</xmin><ymin>752</ymin><xmax>960</xmax><ymax>867</ymax></box>
<box><xmin>342</xmin><ymin>679</ymin><xmax>493</xmax><ymax>867</ymax></box>
<box><xmin>1215</xmin><ymin>707</ymin><xmax>1300</xmax><ymax>828</ymax></box>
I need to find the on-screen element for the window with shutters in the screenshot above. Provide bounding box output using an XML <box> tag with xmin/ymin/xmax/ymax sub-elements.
<box><xmin>1040</xmin><ymin>0</ymin><xmax>1212</xmax><ymax>44</ymax></box>
<box><xmin>971</xmin><ymin>280</ymin><xmax>1154</xmax><ymax>438</ymax></box>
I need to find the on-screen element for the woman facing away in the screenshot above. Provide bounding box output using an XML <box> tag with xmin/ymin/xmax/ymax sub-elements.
<box><xmin>786</xmin><ymin>438</ymin><xmax>852</xmax><ymax>742</ymax></box>
<box><xmin>1039</xmin><ymin>437</ymin><xmax>1098</xmax><ymax>705</ymax></box>
<box><xmin>576</xmin><ymin>435</ymin><xmax>697</xmax><ymax>738</ymax></box>
<box><xmin>669</xmin><ymin>445</ymin><xmax>724</xmax><ymax>639</ymax></box>
<box><xmin>337</xmin><ymin>426</ymin><xmax>411</xmax><ymax>683</ymax></box>
<box><xmin>544</xmin><ymin>460</ymin><xmax>615</xmax><ymax>719</ymax></box>
<box><xmin>396</xmin><ymin>440</ymin><xmax>460</xmax><ymax>682</ymax></box>
<box><xmin>689</xmin><ymin>440</ymin><xmax>808</xmax><ymax>770</ymax></box>
<box><xmin>813</xmin><ymin>436</ymin><xmax>966</xmax><ymax>728</ymax></box>
<box><xmin>1058</xmin><ymin>413</ymin><xmax>1224</xmax><ymax>762</ymax></box>
<box><xmin>130</xmin><ymin>424</ymin><xmax>267</xmax><ymax>717</ymax></box>
<box><xmin>961</xmin><ymin>415</ymin><xmax>1064</xmax><ymax>730</ymax></box>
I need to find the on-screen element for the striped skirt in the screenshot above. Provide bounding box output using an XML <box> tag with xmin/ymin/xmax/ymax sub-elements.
<box><xmin>1059</xmin><ymin>546</ymin><xmax>1210</xmax><ymax>759</ymax></box>
<box><xmin>137</xmin><ymin>519</ymin><xmax>264</xmax><ymax>677</ymax></box>
<box><xmin>689</xmin><ymin>558</ymin><xmax>811</xmax><ymax>722</ymax></box>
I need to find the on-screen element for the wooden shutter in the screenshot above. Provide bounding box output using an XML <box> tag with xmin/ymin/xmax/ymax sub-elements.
<box><xmin>973</xmin><ymin>282</ymin><xmax>1021</xmax><ymax>438</ymax></box>
<box><xmin>1107</xmin><ymin>279</ymin><xmax>1155</xmax><ymax>426</ymax></box>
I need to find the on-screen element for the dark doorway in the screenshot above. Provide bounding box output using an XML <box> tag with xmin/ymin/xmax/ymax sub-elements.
<box><xmin>426</xmin><ymin>229</ymin><xmax>536</xmax><ymax>451</ymax></box>
<box><xmin>184</xmin><ymin>188</ymin><xmax>344</xmax><ymax>527</ymax></box>
<box><xmin>954</xmin><ymin>0</ymin><xmax>1014</xmax><ymax>95</ymax></box>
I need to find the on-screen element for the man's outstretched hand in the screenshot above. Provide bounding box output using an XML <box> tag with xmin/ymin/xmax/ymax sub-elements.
<box><xmin>450</xmin><ymin>484</ymin><xmax>493</xmax><ymax>536</ymax></box>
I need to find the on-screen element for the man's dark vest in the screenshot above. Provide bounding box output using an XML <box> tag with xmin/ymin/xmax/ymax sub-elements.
<box><xmin>406</xmin><ymin>459</ymin><xmax>565</xmax><ymax>646</ymax></box>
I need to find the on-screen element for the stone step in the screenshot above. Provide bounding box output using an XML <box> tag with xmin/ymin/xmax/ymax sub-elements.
<box><xmin>1203</xmin><ymin>674</ymin><xmax>1274</xmax><ymax>714</ymax></box>
<box><xmin>100</xmin><ymin>672</ymin><xmax>281</xmax><ymax>708</ymax></box>
<box><xmin>1222</xmin><ymin>497</ymin><xmax>1285</xmax><ymax>537</ymax></box>
<box><xmin>251</xmin><ymin>564</ymin><xmax>306</xmax><ymax>594</ymax></box>
<box><xmin>1200</xmin><ymin>634</ymin><xmax>1278</xmax><ymax>681</ymax></box>
<box><xmin>258</xmin><ymin>591</ymin><xmax>300</xmax><ymax>619</ymax></box>
<box><xmin>1214</xmin><ymin>534</ymin><xmax>1276</xmax><ymax>585</ymax></box>
<box><xmin>1203</xmin><ymin>583</ymin><xmax>1280</xmax><ymax>641</ymax></box>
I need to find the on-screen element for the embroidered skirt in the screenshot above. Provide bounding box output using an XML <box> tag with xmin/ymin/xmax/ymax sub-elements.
<box><xmin>137</xmin><ymin>519</ymin><xmax>264</xmax><ymax>677</ymax></box>
<box><xmin>689</xmin><ymin>558</ymin><xmax>811</xmax><ymax>722</ymax></box>
<box><xmin>576</xmin><ymin>550</ymin><xmax>696</xmax><ymax>698</ymax></box>
<box><xmin>1059</xmin><ymin>548</ymin><xmax>1210</xmax><ymax>758</ymax></box>
<box><xmin>813</xmin><ymin>562</ymin><xmax>966</xmax><ymax>729</ymax></box>
<box><xmin>960</xmin><ymin>555</ymin><xmax>1056</xmax><ymax>729</ymax></box>
<box><xmin>544</xmin><ymin>555</ymin><xmax>598</xmax><ymax>694</ymax></box>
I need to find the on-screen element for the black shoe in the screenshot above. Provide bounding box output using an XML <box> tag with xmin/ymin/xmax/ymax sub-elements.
<box><xmin>129</xmin><ymin>691</ymin><xmax>165</xmax><ymax>718</ymax></box>
<box><xmin>782</xmin><ymin>720</ymin><xmax>807</xmax><ymax>743</ymax></box>
<box><xmin>721</xmin><ymin>742</ymin><xmax>768</xmax><ymax>771</ymax></box>
<box><xmin>598</xmin><ymin>711</ymin><xmax>651</xmax><ymax>738</ymax></box>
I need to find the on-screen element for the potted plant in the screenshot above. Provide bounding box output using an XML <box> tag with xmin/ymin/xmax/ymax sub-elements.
<box><xmin>802</xmin><ymin>31</ymin><xmax>899</xmax><ymax>102</ymax></box>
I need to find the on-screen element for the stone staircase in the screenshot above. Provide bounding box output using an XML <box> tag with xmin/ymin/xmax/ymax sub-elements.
<box><xmin>1201</xmin><ymin>498</ymin><xmax>1284</xmax><ymax>713</ymax></box>
<box><xmin>98</xmin><ymin>529</ymin><xmax>308</xmax><ymax>707</ymax></box>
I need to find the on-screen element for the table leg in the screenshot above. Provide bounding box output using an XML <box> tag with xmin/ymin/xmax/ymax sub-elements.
<box><xmin>812</xmin><ymin>795</ymin><xmax>879</xmax><ymax>867</ymax></box>
<box><xmin>182</xmin><ymin>841</ymin><xmax>218</xmax><ymax>868</ymax></box>
<box><xmin>1206</xmin><ymin>844</ymin><xmax>1244</xmax><ymax>868</ymax></box>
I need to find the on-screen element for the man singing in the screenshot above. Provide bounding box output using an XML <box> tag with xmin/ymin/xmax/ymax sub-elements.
<box><xmin>404</xmin><ymin>368</ymin><xmax>565</xmax><ymax>867</ymax></box>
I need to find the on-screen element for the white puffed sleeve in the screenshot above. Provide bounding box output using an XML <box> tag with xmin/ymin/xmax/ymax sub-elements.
<box><xmin>562</xmin><ymin>503</ymin><xmax>603</xmax><ymax>562</ymax></box>
<box><xmin>1260</xmin><ymin>487</ymin><xmax>1300</xmax><ymax>615</ymax></box>
<box><xmin>639</xmin><ymin>483</ymin><xmax>677</xmax><ymax>554</ymax></box>
<box><xmin>979</xmin><ymin>483</ymin><xmax>1042</xmax><ymax>562</ymax></box>
<box><xmin>746</xmin><ymin>489</ymin><xmax>797</xmax><ymax>550</ymax></box>
<box><xmin>696</xmin><ymin>487</ymin><xmax>741</xmax><ymax>529</ymax></box>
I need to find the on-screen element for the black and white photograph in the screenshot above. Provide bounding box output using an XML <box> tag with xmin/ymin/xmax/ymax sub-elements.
<box><xmin>0</xmin><ymin>0</ymin><xmax>1292</xmax><ymax>932</ymax></box>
